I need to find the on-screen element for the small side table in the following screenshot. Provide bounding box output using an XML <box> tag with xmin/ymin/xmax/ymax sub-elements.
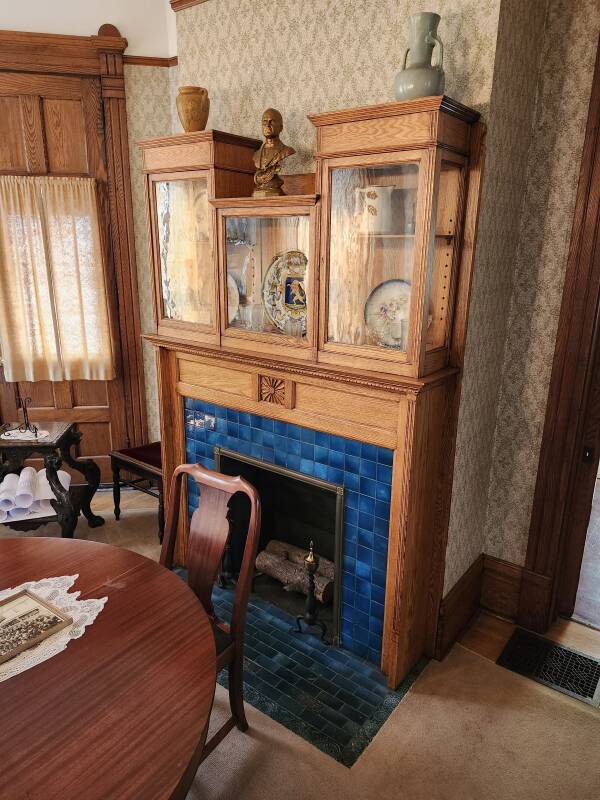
<box><xmin>0</xmin><ymin>422</ymin><xmax>104</xmax><ymax>537</ymax></box>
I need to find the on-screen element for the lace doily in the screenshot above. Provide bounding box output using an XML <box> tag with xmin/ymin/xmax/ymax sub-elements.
<box><xmin>0</xmin><ymin>574</ymin><xmax>107</xmax><ymax>682</ymax></box>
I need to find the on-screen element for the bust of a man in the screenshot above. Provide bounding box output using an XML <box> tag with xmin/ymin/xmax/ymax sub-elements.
<box><xmin>253</xmin><ymin>108</ymin><xmax>295</xmax><ymax>197</ymax></box>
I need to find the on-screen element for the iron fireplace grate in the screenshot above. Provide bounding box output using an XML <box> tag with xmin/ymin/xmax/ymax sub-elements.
<box><xmin>497</xmin><ymin>627</ymin><xmax>600</xmax><ymax>707</ymax></box>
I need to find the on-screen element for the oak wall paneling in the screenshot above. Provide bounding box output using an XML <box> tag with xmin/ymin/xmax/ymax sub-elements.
<box><xmin>0</xmin><ymin>26</ymin><xmax>147</xmax><ymax>481</ymax></box>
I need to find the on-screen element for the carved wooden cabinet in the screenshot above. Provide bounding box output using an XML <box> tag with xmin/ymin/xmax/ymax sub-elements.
<box><xmin>142</xmin><ymin>98</ymin><xmax>485</xmax><ymax>688</ymax></box>
<box><xmin>139</xmin><ymin>130</ymin><xmax>260</xmax><ymax>344</ymax></box>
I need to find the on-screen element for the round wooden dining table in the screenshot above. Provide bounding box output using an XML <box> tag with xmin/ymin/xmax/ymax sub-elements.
<box><xmin>0</xmin><ymin>537</ymin><xmax>216</xmax><ymax>800</ymax></box>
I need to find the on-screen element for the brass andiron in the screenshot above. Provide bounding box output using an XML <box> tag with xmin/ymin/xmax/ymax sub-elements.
<box><xmin>294</xmin><ymin>540</ymin><xmax>328</xmax><ymax>642</ymax></box>
<box><xmin>253</xmin><ymin>108</ymin><xmax>295</xmax><ymax>198</ymax></box>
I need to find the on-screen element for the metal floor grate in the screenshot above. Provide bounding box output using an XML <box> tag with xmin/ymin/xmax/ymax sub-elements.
<box><xmin>497</xmin><ymin>628</ymin><xmax>600</xmax><ymax>707</ymax></box>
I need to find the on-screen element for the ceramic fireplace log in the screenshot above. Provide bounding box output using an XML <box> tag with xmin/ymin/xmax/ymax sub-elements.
<box><xmin>255</xmin><ymin>550</ymin><xmax>333</xmax><ymax>604</ymax></box>
<box><xmin>265</xmin><ymin>539</ymin><xmax>335</xmax><ymax>581</ymax></box>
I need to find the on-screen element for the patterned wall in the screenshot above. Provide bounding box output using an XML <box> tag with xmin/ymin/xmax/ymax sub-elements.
<box><xmin>124</xmin><ymin>64</ymin><xmax>174</xmax><ymax>440</ymax></box>
<box><xmin>123</xmin><ymin>0</ymin><xmax>600</xmax><ymax>594</ymax></box>
<box><xmin>484</xmin><ymin>0</ymin><xmax>600</xmax><ymax>565</ymax></box>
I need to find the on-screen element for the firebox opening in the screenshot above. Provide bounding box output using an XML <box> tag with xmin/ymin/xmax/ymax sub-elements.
<box><xmin>215</xmin><ymin>446</ymin><xmax>344</xmax><ymax>644</ymax></box>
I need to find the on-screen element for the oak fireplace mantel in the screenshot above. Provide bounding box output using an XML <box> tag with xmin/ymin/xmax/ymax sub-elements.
<box><xmin>141</xmin><ymin>97</ymin><xmax>485</xmax><ymax>688</ymax></box>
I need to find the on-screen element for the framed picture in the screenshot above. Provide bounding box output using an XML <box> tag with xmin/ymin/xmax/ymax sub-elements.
<box><xmin>0</xmin><ymin>589</ymin><xmax>72</xmax><ymax>665</ymax></box>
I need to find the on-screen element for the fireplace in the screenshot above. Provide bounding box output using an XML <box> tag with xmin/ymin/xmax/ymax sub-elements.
<box><xmin>215</xmin><ymin>447</ymin><xmax>344</xmax><ymax>644</ymax></box>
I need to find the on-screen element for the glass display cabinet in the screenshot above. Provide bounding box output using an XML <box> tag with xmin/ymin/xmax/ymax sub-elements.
<box><xmin>212</xmin><ymin>197</ymin><xmax>319</xmax><ymax>361</ymax></box>
<box><xmin>139</xmin><ymin>130</ymin><xmax>260</xmax><ymax>344</ymax></box>
<box><xmin>310</xmin><ymin>99</ymin><xmax>475</xmax><ymax>377</ymax></box>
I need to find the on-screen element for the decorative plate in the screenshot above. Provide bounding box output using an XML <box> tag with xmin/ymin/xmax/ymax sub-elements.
<box><xmin>364</xmin><ymin>279</ymin><xmax>411</xmax><ymax>349</ymax></box>
<box><xmin>227</xmin><ymin>273</ymin><xmax>240</xmax><ymax>324</ymax></box>
<box><xmin>262</xmin><ymin>250</ymin><xmax>308</xmax><ymax>334</ymax></box>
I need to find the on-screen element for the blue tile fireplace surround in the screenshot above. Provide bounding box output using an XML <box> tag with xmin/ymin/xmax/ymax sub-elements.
<box><xmin>184</xmin><ymin>398</ymin><xmax>393</xmax><ymax>665</ymax></box>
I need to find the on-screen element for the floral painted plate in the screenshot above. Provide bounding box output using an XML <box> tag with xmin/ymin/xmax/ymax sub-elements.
<box><xmin>262</xmin><ymin>249</ymin><xmax>308</xmax><ymax>334</ymax></box>
<box><xmin>364</xmin><ymin>279</ymin><xmax>411</xmax><ymax>349</ymax></box>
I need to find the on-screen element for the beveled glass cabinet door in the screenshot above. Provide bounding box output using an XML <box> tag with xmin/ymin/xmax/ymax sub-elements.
<box><xmin>155</xmin><ymin>176</ymin><xmax>213</xmax><ymax>326</ymax></box>
<box><xmin>224</xmin><ymin>214</ymin><xmax>310</xmax><ymax>340</ymax></box>
<box><xmin>326</xmin><ymin>163</ymin><xmax>420</xmax><ymax>356</ymax></box>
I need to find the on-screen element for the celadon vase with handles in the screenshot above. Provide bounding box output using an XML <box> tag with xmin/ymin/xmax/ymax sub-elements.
<box><xmin>394</xmin><ymin>12</ymin><xmax>445</xmax><ymax>101</ymax></box>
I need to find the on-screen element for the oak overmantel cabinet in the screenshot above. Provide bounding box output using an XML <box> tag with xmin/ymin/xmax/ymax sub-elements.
<box><xmin>142</xmin><ymin>98</ymin><xmax>485</xmax><ymax>688</ymax></box>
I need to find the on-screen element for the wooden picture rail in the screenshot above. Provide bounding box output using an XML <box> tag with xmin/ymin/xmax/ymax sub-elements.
<box><xmin>171</xmin><ymin>0</ymin><xmax>211</xmax><ymax>10</ymax></box>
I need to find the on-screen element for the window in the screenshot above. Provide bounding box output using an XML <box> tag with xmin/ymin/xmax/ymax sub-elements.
<box><xmin>0</xmin><ymin>176</ymin><xmax>115</xmax><ymax>382</ymax></box>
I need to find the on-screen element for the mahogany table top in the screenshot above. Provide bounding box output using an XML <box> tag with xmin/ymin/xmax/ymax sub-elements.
<box><xmin>0</xmin><ymin>537</ymin><xmax>216</xmax><ymax>800</ymax></box>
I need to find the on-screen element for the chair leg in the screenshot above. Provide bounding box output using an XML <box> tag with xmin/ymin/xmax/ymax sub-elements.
<box><xmin>112</xmin><ymin>464</ymin><xmax>121</xmax><ymax>520</ymax></box>
<box><xmin>228</xmin><ymin>654</ymin><xmax>248</xmax><ymax>732</ymax></box>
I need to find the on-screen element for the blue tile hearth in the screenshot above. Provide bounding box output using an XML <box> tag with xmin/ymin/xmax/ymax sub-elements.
<box><xmin>211</xmin><ymin>583</ymin><xmax>428</xmax><ymax>766</ymax></box>
<box><xmin>184</xmin><ymin>398</ymin><xmax>394</xmax><ymax>664</ymax></box>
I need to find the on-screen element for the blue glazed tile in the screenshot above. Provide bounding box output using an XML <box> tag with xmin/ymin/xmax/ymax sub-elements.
<box><xmin>314</xmin><ymin>462</ymin><xmax>328</xmax><ymax>480</ymax></box>
<box><xmin>377</xmin><ymin>447</ymin><xmax>393</xmax><ymax>466</ymax></box>
<box><xmin>215</xmin><ymin>405</ymin><xmax>227</xmax><ymax>418</ymax></box>
<box><xmin>373</xmin><ymin>516</ymin><xmax>389</xmax><ymax>536</ymax></box>
<box><xmin>327</xmin><ymin>467</ymin><xmax>344</xmax><ymax>485</ymax></box>
<box><xmin>263</xmin><ymin>431</ymin><xmax>274</xmax><ymax>448</ymax></box>
<box><xmin>371</xmin><ymin>616</ymin><xmax>384</xmax><ymax>637</ymax></box>
<box><xmin>345</xmin><ymin>491</ymin><xmax>359</xmax><ymax>510</ymax></box>
<box><xmin>274</xmin><ymin>420</ymin><xmax>287</xmax><ymax>436</ymax></box>
<box><xmin>344</xmin><ymin>454</ymin><xmax>360</xmax><ymax>474</ymax></box>
<box><xmin>345</xmin><ymin>525</ymin><xmax>358</xmax><ymax>544</ymax></box>
<box><xmin>344</xmin><ymin>471</ymin><xmax>360</xmax><ymax>491</ymax></box>
<box><xmin>358</xmin><ymin>511</ymin><xmax>374</xmax><ymax>531</ymax></box>
<box><xmin>342</xmin><ymin>586</ymin><xmax>355</xmax><ymax>605</ymax></box>
<box><xmin>263</xmin><ymin>447</ymin><xmax>275</xmax><ymax>462</ymax></box>
<box><xmin>286</xmin><ymin>453</ymin><xmax>301</xmax><ymax>471</ymax></box>
<box><xmin>355</xmin><ymin>560</ymin><xmax>370</xmax><ymax>580</ymax></box>
<box><xmin>341</xmin><ymin>619</ymin><xmax>353</xmax><ymax>639</ymax></box>
<box><xmin>315</xmin><ymin>445</ymin><xmax>329</xmax><ymax>464</ymax></box>
<box><xmin>349</xmin><ymin>641</ymin><xmax>369</xmax><ymax>659</ymax></box>
<box><xmin>274</xmin><ymin>450</ymin><xmax>286</xmax><ymax>467</ymax></box>
<box><xmin>261</xmin><ymin>417</ymin><xmax>274</xmax><ymax>432</ymax></box>
<box><xmin>238</xmin><ymin>440</ymin><xmax>252</xmax><ymax>456</ymax></box>
<box><xmin>372</xmin><ymin>568</ymin><xmax>386</xmax><ymax>588</ymax></box>
<box><xmin>216</xmin><ymin>417</ymin><xmax>227</xmax><ymax>434</ymax></box>
<box><xmin>329</xmin><ymin>449</ymin><xmax>344</xmax><ymax>469</ymax></box>
<box><xmin>300</xmin><ymin>459</ymin><xmax>315</xmax><ymax>476</ymax></box>
<box><xmin>345</xmin><ymin>439</ymin><xmax>361</xmax><ymax>457</ymax></box>
<box><xmin>375</xmin><ymin>500</ymin><xmax>391</xmax><ymax>520</ymax></box>
<box><xmin>330</xmin><ymin>435</ymin><xmax>345</xmax><ymax>453</ymax></box>
<box><xmin>371</xmin><ymin>584</ymin><xmax>385</xmax><ymax>605</ymax></box>
<box><xmin>360</xmin><ymin>477</ymin><xmax>377</xmax><ymax>497</ymax></box>
<box><xmin>315</xmin><ymin>431</ymin><xmax>330</xmax><ymax>448</ymax></box>
<box><xmin>361</xmin><ymin>443</ymin><xmax>378</xmax><ymax>462</ymax></box>
<box><xmin>355</xmin><ymin>593</ymin><xmax>371</xmax><ymax>614</ymax></box>
<box><xmin>301</xmin><ymin>442</ymin><xmax>315</xmax><ymax>461</ymax></box>
<box><xmin>227</xmin><ymin>408</ymin><xmax>239</xmax><ymax>422</ymax></box>
<box><xmin>358</xmin><ymin>529</ymin><xmax>374</xmax><ymax>550</ymax></box>
<box><xmin>372</xmin><ymin>550</ymin><xmax>387</xmax><ymax>572</ymax></box>
<box><xmin>353</xmin><ymin>625</ymin><xmax>370</xmax><ymax>645</ymax></box>
<box><xmin>342</xmin><ymin>572</ymin><xmax>356</xmax><ymax>591</ymax></box>
<box><xmin>227</xmin><ymin>422</ymin><xmax>239</xmax><ymax>438</ymax></box>
<box><xmin>343</xmin><ymin>555</ymin><xmax>356</xmax><ymax>573</ymax></box>
<box><xmin>300</xmin><ymin>427</ymin><xmax>315</xmax><ymax>444</ymax></box>
<box><xmin>376</xmin><ymin>482</ymin><xmax>391</xmax><ymax>502</ymax></box>
<box><xmin>345</xmin><ymin>507</ymin><xmax>359</xmax><ymax>527</ymax></box>
<box><xmin>239</xmin><ymin>412</ymin><xmax>252</xmax><ymax>427</ymax></box>
<box><xmin>373</xmin><ymin>534</ymin><xmax>388</xmax><ymax>554</ymax></box>
<box><xmin>358</xmin><ymin>494</ymin><xmax>376</xmax><ymax>516</ymax></box>
<box><xmin>359</xmin><ymin>458</ymin><xmax>377</xmax><ymax>478</ymax></box>
<box><xmin>251</xmin><ymin>444</ymin><xmax>263</xmax><ymax>460</ymax></box>
<box><xmin>274</xmin><ymin>434</ymin><xmax>287</xmax><ymax>452</ymax></box>
<box><xmin>250</xmin><ymin>428</ymin><xmax>263</xmax><ymax>445</ymax></box>
<box><xmin>288</xmin><ymin>439</ymin><xmax>301</xmax><ymax>456</ymax></box>
<box><xmin>238</xmin><ymin>424</ymin><xmax>251</xmax><ymax>442</ymax></box>
<box><xmin>344</xmin><ymin>540</ymin><xmax>357</xmax><ymax>559</ymax></box>
<box><xmin>287</xmin><ymin>424</ymin><xmax>302</xmax><ymax>440</ymax></box>
<box><xmin>376</xmin><ymin>464</ymin><xmax>392</xmax><ymax>484</ymax></box>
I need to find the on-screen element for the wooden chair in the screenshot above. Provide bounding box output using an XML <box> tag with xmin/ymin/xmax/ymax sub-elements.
<box><xmin>160</xmin><ymin>463</ymin><xmax>261</xmax><ymax>763</ymax></box>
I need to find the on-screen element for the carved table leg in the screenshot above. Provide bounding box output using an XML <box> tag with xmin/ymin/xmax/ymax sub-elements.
<box><xmin>112</xmin><ymin>460</ymin><xmax>121</xmax><ymax>521</ymax></box>
<box><xmin>0</xmin><ymin>447</ymin><xmax>30</xmax><ymax>481</ymax></box>
<box><xmin>45</xmin><ymin>453</ymin><xmax>78</xmax><ymax>539</ymax></box>
<box><xmin>59</xmin><ymin>429</ymin><xmax>105</xmax><ymax>528</ymax></box>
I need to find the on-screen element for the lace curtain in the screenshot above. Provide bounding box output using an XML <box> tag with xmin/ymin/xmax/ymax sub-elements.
<box><xmin>0</xmin><ymin>175</ymin><xmax>115</xmax><ymax>382</ymax></box>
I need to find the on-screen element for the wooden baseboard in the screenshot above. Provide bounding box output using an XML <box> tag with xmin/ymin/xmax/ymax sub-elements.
<box><xmin>481</xmin><ymin>554</ymin><xmax>523</xmax><ymax>619</ymax></box>
<box><xmin>123</xmin><ymin>55</ymin><xmax>178</xmax><ymax>67</ymax></box>
<box><xmin>435</xmin><ymin>554</ymin><xmax>483</xmax><ymax>659</ymax></box>
<box><xmin>517</xmin><ymin>568</ymin><xmax>553</xmax><ymax>631</ymax></box>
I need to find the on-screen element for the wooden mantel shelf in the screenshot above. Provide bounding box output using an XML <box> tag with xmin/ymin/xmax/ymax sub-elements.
<box><xmin>143</xmin><ymin>334</ymin><xmax>458</xmax><ymax>395</ymax></box>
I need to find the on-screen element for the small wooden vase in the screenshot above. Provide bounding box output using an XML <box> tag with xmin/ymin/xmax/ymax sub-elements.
<box><xmin>176</xmin><ymin>86</ymin><xmax>210</xmax><ymax>132</ymax></box>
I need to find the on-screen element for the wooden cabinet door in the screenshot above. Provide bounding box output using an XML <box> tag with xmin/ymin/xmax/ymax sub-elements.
<box><xmin>0</xmin><ymin>71</ymin><xmax>128</xmax><ymax>482</ymax></box>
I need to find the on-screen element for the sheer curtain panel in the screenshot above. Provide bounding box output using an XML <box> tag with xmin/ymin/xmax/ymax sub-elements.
<box><xmin>0</xmin><ymin>176</ymin><xmax>115</xmax><ymax>382</ymax></box>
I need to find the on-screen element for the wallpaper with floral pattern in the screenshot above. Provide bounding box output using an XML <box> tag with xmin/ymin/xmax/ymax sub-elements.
<box><xmin>123</xmin><ymin>0</ymin><xmax>600</xmax><ymax>593</ymax></box>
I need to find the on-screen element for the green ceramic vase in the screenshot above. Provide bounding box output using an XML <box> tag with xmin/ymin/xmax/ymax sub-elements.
<box><xmin>394</xmin><ymin>12</ymin><xmax>445</xmax><ymax>101</ymax></box>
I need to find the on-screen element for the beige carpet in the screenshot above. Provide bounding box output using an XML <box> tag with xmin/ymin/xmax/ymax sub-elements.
<box><xmin>193</xmin><ymin>646</ymin><xmax>599</xmax><ymax>800</ymax></box>
<box><xmin>2</xmin><ymin>494</ymin><xmax>599</xmax><ymax>799</ymax></box>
